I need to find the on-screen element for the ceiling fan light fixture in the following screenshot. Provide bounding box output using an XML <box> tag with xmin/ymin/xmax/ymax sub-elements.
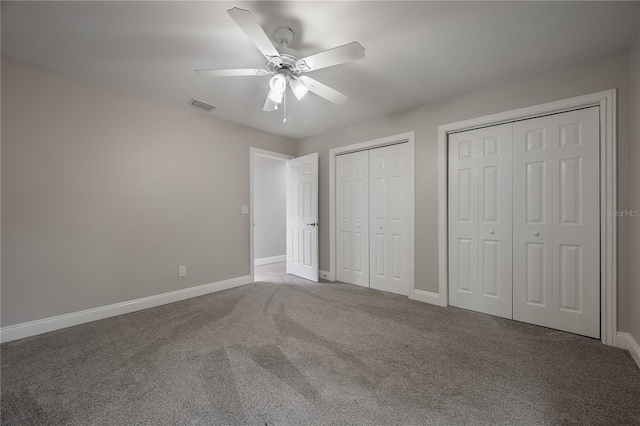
<box><xmin>268</xmin><ymin>88</ymin><xmax>284</xmax><ymax>104</ymax></box>
<box><xmin>290</xmin><ymin>78</ymin><xmax>309</xmax><ymax>100</ymax></box>
<box><xmin>269</xmin><ymin>74</ymin><xmax>286</xmax><ymax>93</ymax></box>
<box><xmin>263</xmin><ymin>95</ymin><xmax>280</xmax><ymax>112</ymax></box>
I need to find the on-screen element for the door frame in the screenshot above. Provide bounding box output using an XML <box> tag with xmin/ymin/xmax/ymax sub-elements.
<box><xmin>249</xmin><ymin>147</ymin><xmax>294</xmax><ymax>283</ymax></box>
<box><xmin>328</xmin><ymin>132</ymin><xmax>415</xmax><ymax>297</ymax></box>
<box><xmin>437</xmin><ymin>90</ymin><xmax>617</xmax><ymax>346</ymax></box>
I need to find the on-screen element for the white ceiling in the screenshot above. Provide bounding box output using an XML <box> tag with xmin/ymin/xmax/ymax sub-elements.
<box><xmin>2</xmin><ymin>1</ymin><xmax>639</xmax><ymax>139</ymax></box>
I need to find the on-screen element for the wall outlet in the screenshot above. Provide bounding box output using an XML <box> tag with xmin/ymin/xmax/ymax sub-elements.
<box><xmin>179</xmin><ymin>265</ymin><xmax>187</xmax><ymax>278</ymax></box>
<box><xmin>241</xmin><ymin>205</ymin><xmax>249</xmax><ymax>214</ymax></box>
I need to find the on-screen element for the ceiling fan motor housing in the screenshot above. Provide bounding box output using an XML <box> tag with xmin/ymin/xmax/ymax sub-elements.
<box><xmin>267</xmin><ymin>27</ymin><xmax>309</xmax><ymax>76</ymax></box>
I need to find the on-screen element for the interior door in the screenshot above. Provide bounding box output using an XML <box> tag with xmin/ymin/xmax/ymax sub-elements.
<box><xmin>448</xmin><ymin>124</ymin><xmax>513</xmax><ymax>318</ymax></box>
<box><xmin>286</xmin><ymin>153</ymin><xmax>319</xmax><ymax>282</ymax></box>
<box><xmin>369</xmin><ymin>143</ymin><xmax>411</xmax><ymax>295</ymax></box>
<box><xmin>513</xmin><ymin>107</ymin><xmax>600</xmax><ymax>338</ymax></box>
<box><xmin>336</xmin><ymin>151</ymin><xmax>370</xmax><ymax>287</ymax></box>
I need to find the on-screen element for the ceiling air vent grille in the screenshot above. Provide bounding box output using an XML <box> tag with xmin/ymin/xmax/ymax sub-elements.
<box><xmin>188</xmin><ymin>98</ymin><xmax>216</xmax><ymax>112</ymax></box>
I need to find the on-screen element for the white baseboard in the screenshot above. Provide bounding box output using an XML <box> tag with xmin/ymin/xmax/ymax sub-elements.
<box><xmin>254</xmin><ymin>255</ymin><xmax>285</xmax><ymax>266</ymax></box>
<box><xmin>410</xmin><ymin>289</ymin><xmax>446</xmax><ymax>307</ymax></box>
<box><xmin>0</xmin><ymin>275</ymin><xmax>252</xmax><ymax>343</ymax></box>
<box><xmin>319</xmin><ymin>270</ymin><xmax>333</xmax><ymax>281</ymax></box>
<box><xmin>616</xmin><ymin>332</ymin><xmax>640</xmax><ymax>369</ymax></box>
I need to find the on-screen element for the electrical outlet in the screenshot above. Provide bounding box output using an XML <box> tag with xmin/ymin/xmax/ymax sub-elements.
<box><xmin>179</xmin><ymin>265</ymin><xmax>187</xmax><ymax>278</ymax></box>
<box><xmin>241</xmin><ymin>205</ymin><xmax>249</xmax><ymax>214</ymax></box>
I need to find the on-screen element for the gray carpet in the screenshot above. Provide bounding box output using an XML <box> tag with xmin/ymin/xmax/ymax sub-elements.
<box><xmin>2</xmin><ymin>275</ymin><xmax>640</xmax><ymax>425</ymax></box>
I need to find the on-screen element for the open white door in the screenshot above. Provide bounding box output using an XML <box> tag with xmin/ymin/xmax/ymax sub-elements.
<box><xmin>286</xmin><ymin>153</ymin><xmax>319</xmax><ymax>282</ymax></box>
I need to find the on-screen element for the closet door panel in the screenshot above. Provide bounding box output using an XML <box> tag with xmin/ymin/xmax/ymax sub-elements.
<box><xmin>513</xmin><ymin>120</ymin><xmax>554</xmax><ymax>322</ymax></box>
<box><xmin>513</xmin><ymin>107</ymin><xmax>600</xmax><ymax>338</ymax></box>
<box><xmin>449</xmin><ymin>124</ymin><xmax>512</xmax><ymax>317</ymax></box>
<box><xmin>336</xmin><ymin>151</ymin><xmax>369</xmax><ymax>287</ymax></box>
<box><xmin>477</xmin><ymin>125</ymin><xmax>513</xmax><ymax>319</ymax></box>
<box><xmin>552</xmin><ymin>108</ymin><xmax>600</xmax><ymax>338</ymax></box>
<box><xmin>370</xmin><ymin>143</ymin><xmax>411</xmax><ymax>295</ymax></box>
<box><xmin>448</xmin><ymin>132</ymin><xmax>479</xmax><ymax>311</ymax></box>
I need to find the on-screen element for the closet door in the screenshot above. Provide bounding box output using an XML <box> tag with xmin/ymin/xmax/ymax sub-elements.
<box><xmin>448</xmin><ymin>131</ymin><xmax>479</xmax><ymax>310</ymax></box>
<box><xmin>369</xmin><ymin>143</ymin><xmax>411</xmax><ymax>295</ymax></box>
<box><xmin>448</xmin><ymin>124</ymin><xmax>512</xmax><ymax>318</ymax></box>
<box><xmin>513</xmin><ymin>107</ymin><xmax>600</xmax><ymax>338</ymax></box>
<box><xmin>336</xmin><ymin>151</ymin><xmax>370</xmax><ymax>287</ymax></box>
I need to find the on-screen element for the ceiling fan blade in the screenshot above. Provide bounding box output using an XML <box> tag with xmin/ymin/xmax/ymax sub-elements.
<box><xmin>227</xmin><ymin>7</ymin><xmax>281</xmax><ymax>60</ymax></box>
<box><xmin>301</xmin><ymin>77</ymin><xmax>348</xmax><ymax>105</ymax></box>
<box><xmin>298</xmin><ymin>42</ymin><xmax>365</xmax><ymax>71</ymax></box>
<box><xmin>195</xmin><ymin>69</ymin><xmax>270</xmax><ymax>77</ymax></box>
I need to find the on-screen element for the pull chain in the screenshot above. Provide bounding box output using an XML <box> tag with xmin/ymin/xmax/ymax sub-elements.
<box><xmin>283</xmin><ymin>89</ymin><xmax>287</xmax><ymax>123</ymax></box>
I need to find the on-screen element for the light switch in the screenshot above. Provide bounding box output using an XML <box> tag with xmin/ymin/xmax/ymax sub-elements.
<box><xmin>241</xmin><ymin>205</ymin><xmax>249</xmax><ymax>214</ymax></box>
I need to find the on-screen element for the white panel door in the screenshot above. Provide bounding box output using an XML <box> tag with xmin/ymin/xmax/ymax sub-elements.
<box><xmin>336</xmin><ymin>151</ymin><xmax>370</xmax><ymax>287</ymax></box>
<box><xmin>369</xmin><ymin>143</ymin><xmax>411</xmax><ymax>295</ymax></box>
<box><xmin>448</xmin><ymin>132</ymin><xmax>479</xmax><ymax>311</ymax></box>
<box><xmin>448</xmin><ymin>124</ymin><xmax>512</xmax><ymax>318</ymax></box>
<box><xmin>477</xmin><ymin>125</ymin><xmax>513</xmax><ymax>318</ymax></box>
<box><xmin>513</xmin><ymin>107</ymin><xmax>600</xmax><ymax>338</ymax></box>
<box><xmin>286</xmin><ymin>153</ymin><xmax>319</xmax><ymax>282</ymax></box>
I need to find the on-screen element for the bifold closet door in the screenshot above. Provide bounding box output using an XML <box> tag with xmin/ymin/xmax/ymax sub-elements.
<box><xmin>448</xmin><ymin>124</ymin><xmax>513</xmax><ymax>318</ymax></box>
<box><xmin>513</xmin><ymin>107</ymin><xmax>600</xmax><ymax>338</ymax></box>
<box><xmin>336</xmin><ymin>151</ymin><xmax>370</xmax><ymax>287</ymax></box>
<box><xmin>369</xmin><ymin>143</ymin><xmax>411</xmax><ymax>296</ymax></box>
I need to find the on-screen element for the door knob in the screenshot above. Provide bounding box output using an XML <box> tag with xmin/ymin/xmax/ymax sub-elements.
<box><xmin>356</xmin><ymin>225</ymin><xmax>360</xmax><ymax>229</ymax></box>
<box><xmin>378</xmin><ymin>226</ymin><xmax>383</xmax><ymax>230</ymax></box>
<box><xmin>307</xmin><ymin>222</ymin><xmax>318</xmax><ymax>227</ymax></box>
<box><xmin>489</xmin><ymin>229</ymin><xmax>495</xmax><ymax>234</ymax></box>
<box><xmin>533</xmin><ymin>231</ymin><xmax>540</xmax><ymax>236</ymax></box>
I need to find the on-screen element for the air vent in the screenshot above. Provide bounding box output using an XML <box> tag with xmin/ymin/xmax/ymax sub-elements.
<box><xmin>188</xmin><ymin>98</ymin><xmax>216</xmax><ymax>112</ymax></box>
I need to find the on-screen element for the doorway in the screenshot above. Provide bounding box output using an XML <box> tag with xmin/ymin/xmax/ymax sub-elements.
<box><xmin>249</xmin><ymin>148</ymin><xmax>293</xmax><ymax>282</ymax></box>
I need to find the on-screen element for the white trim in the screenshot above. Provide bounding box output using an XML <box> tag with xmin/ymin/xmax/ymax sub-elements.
<box><xmin>410</xmin><ymin>289</ymin><xmax>445</xmax><ymax>306</ymax></box>
<box><xmin>319</xmin><ymin>270</ymin><xmax>332</xmax><ymax>281</ymax></box>
<box><xmin>329</xmin><ymin>132</ymin><xmax>415</xmax><ymax>295</ymax></box>
<box><xmin>254</xmin><ymin>254</ymin><xmax>285</xmax><ymax>266</ymax></box>
<box><xmin>0</xmin><ymin>275</ymin><xmax>251</xmax><ymax>343</ymax></box>
<box><xmin>249</xmin><ymin>147</ymin><xmax>294</xmax><ymax>283</ymax></box>
<box><xmin>437</xmin><ymin>90</ymin><xmax>617</xmax><ymax>346</ymax></box>
<box><xmin>616</xmin><ymin>332</ymin><xmax>640</xmax><ymax>369</ymax></box>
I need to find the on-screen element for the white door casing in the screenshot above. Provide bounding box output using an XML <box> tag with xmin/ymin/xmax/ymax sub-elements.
<box><xmin>369</xmin><ymin>143</ymin><xmax>411</xmax><ymax>295</ymax></box>
<box><xmin>448</xmin><ymin>124</ymin><xmax>513</xmax><ymax>318</ymax></box>
<box><xmin>336</xmin><ymin>151</ymin><xmax>370</xmax><ymax>287</ymax></box>
<box><xmin>513</xmin><ymin>107</ymin><xmax>600</xmax><ymax>338</ymax></box>
<box><xmin>286</xmin><ymin>153</ymin><xmax>319</xmax><ymax>282</ymax></box>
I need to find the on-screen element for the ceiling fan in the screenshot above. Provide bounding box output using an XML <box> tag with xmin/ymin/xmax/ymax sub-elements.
<box><xmin>196</xmin><ymin>8</ymin><xmax>365</xmax><ymax>120</ymax></box>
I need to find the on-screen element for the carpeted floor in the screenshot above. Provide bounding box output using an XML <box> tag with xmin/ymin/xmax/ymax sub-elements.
<box><xmin>2</xmin><ymin>275</ymin><xmax>640</xmax><ymax>425</ymax></box>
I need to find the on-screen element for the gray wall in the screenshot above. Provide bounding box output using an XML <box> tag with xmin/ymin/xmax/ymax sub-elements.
<box><xmin>1</xmin><ymin>56</ymin><xmax>296</xmax><ymax>326</ymax></box>
<box><xmin>254</xmin><ymin>155</ymin><xmax>286</xmax><ymax>260</ymax></box>
<box><xmin>629</xmin><ymin>22</ymin><xmax>640</xmax><ymax>345</ymax></box>
<box><xmin>297</xmin><ymin>49</ymin><xmax>635</xmax><ymax>334</ymax></box>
